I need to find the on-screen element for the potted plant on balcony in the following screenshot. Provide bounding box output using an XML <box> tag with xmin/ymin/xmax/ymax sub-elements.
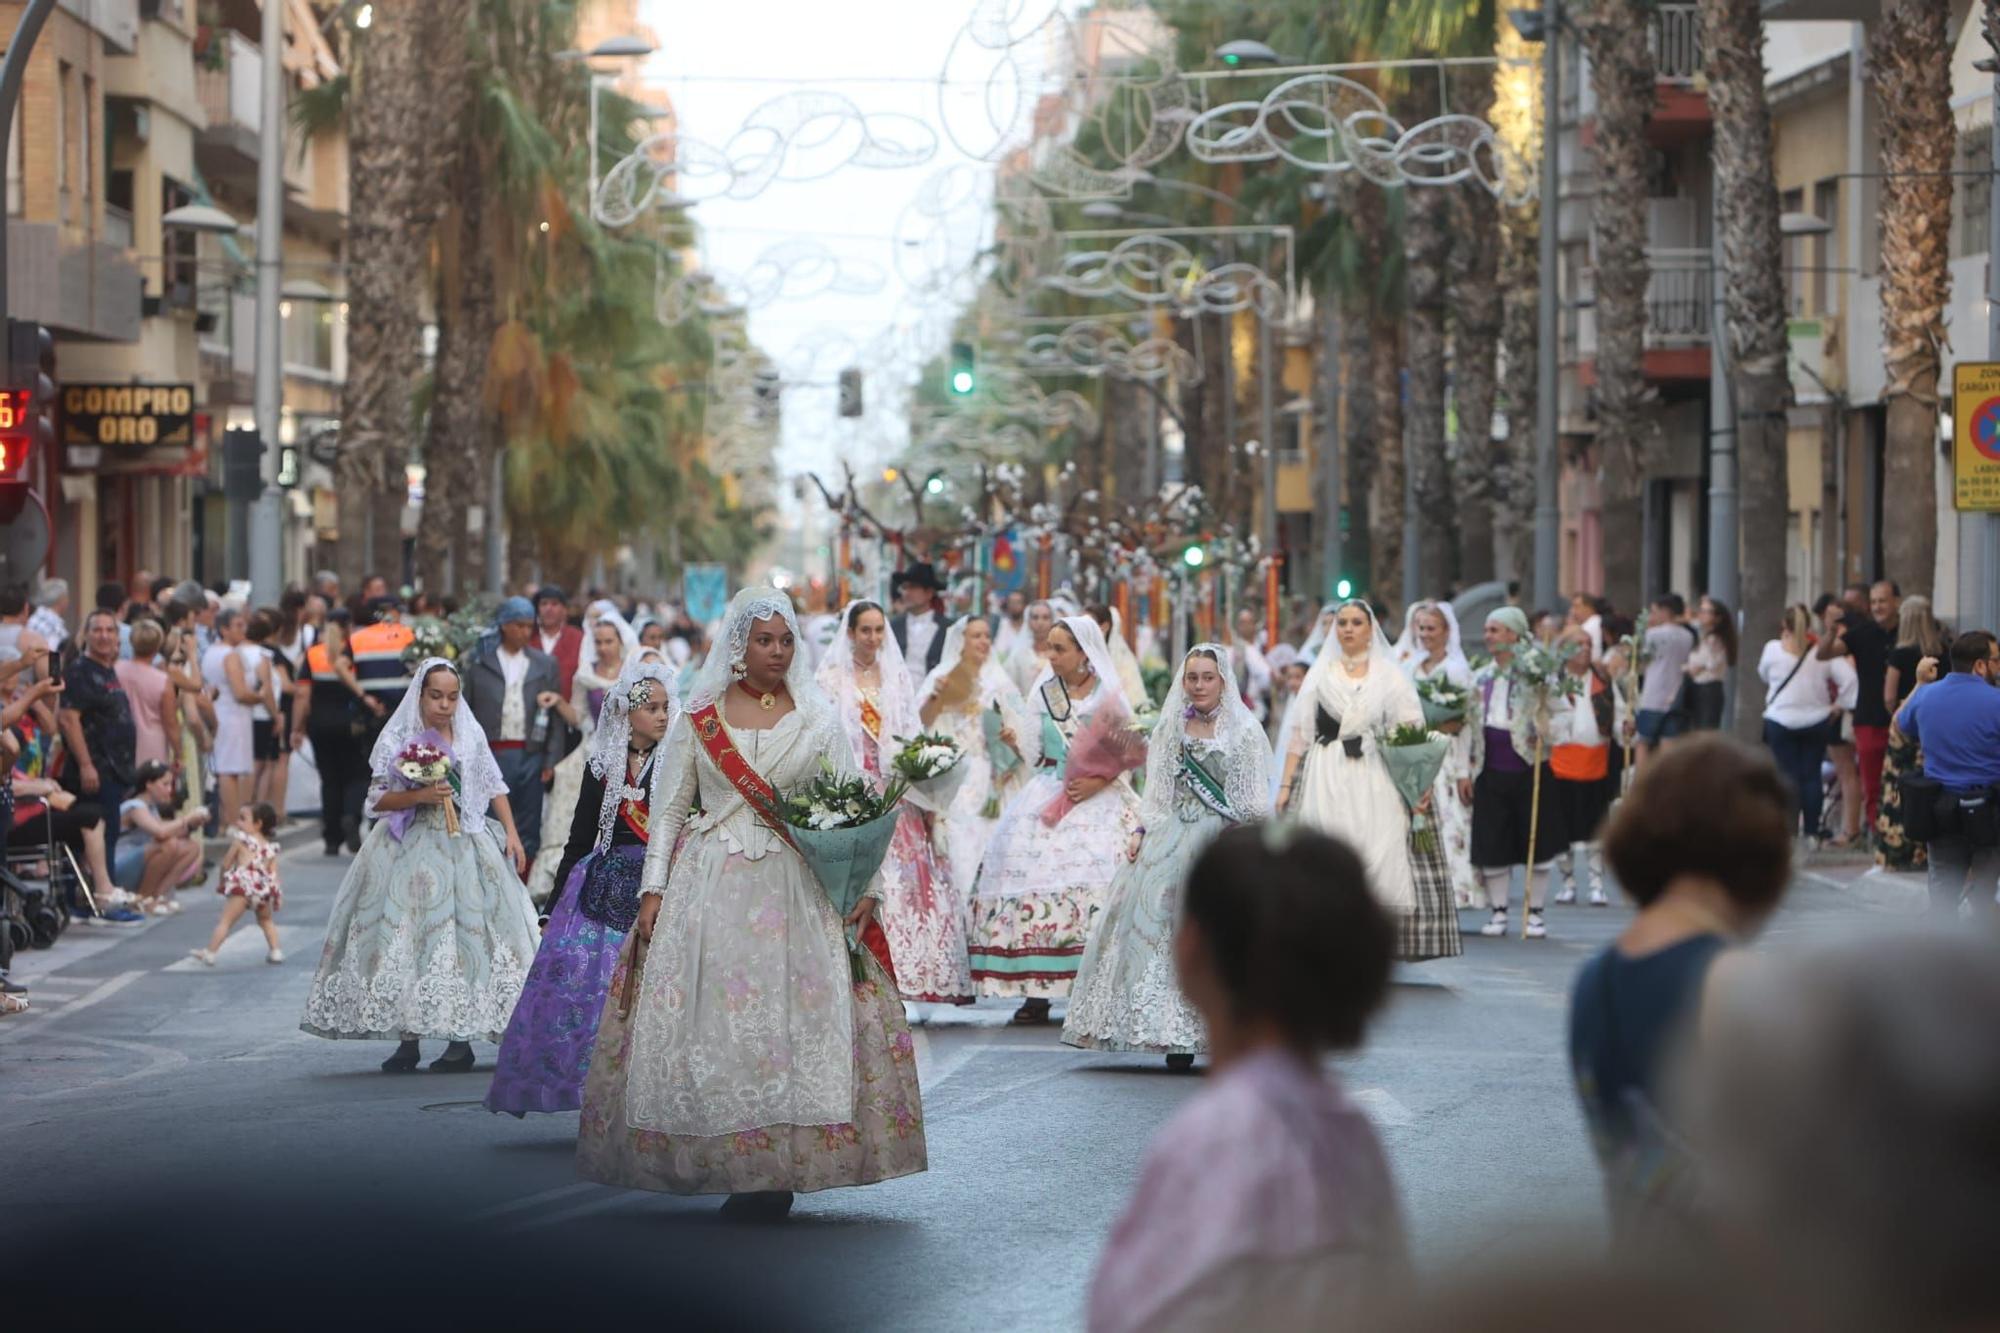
<box><xmin>194</xmin><ymin>2</ymin><xmax>227</xmax><ymax>73</ymax></box>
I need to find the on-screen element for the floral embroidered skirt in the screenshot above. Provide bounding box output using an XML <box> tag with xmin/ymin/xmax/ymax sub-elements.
<box><xmin>968</xmin><ymin>772</ymin><xmax>1132</xmax><ymax>999</ymax></box>
<box><xmin>300</xmin><ymin>813</ymin><xmax>537</xmax><ymax>1043</ymax></box>
<box><xmin>575</xmin><ymin>932</ymin><xmax>927</xmax><ymax>1196</ymax></box>
<box><xmin>876</xmin><ymin>807</ymin><xmax>973</xmax><ymax>1004</ymax></box>
<box><xmin>1061</xmin><ymin>809</ymin><xmax>1222</xmax><ymax>1054</ymax></box>
<box><xmin>484</xmin><ymin>851</ymin><xmax>629</xmax><ymax>1117</ymax></box>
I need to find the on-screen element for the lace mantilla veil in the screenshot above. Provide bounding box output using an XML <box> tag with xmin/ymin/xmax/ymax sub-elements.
<box><xmin>584</xmin><ymin>655</ymin><xmax>679</xmax><ymax>854</ymax></box>
<box><xmin>368</xmin><ymin>655</ymin><xmax>509</xmax><ymax>822</ymax></box>
<box><xmin>816</xmin><ymin>599</ymin><xmax>923</xmax><ymax>761</ymax></box>
<box><xmin>1147</xmin><ymin>643</ymin><xmax>1272</xmax><ymax>823</ymax></box>
<box><xmin>1028</xmin><ymin>614</ymin><xmax>1128</xmax><ymax>721</ymax></box>
<box><xmin>1270</xmin><ymin>600</ymin><xmax>1395</xmax><ymax>801</ymax></box>
<box><xmin>1391</xmin><ymin>598</ymin><xmax>1472</xmax><ymax>682</ymax></box>
<box><xmin>919</xmin><ymin>617</ymin><xmax>1022</xmax><ymax>714</ymax></box>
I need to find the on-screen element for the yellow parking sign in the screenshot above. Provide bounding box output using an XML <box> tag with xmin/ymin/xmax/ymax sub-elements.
<box><xmin>1955</xmin><ymin>361</ymin><xmax>2000</xmax><ymax>510</ymax></box>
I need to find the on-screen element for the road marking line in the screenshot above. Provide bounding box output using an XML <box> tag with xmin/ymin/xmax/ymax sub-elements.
<box><xmin>506</xmin><ymin>1187</ymin><xmax>645</xmax><ymax>1230</ymax></box>
<box><xmin>1350</xmin><ymin>1087</ymin><xmax>1415</xmax><ymax>1128</ymax></box>
<box><xmin>470</xmin><ymin>1181</ymin><xmax>603</xmax><ymax>1221</ymax></box>
<box><xmin>0</xmin><ymin>970</ymin><xmax>147</xmax><ymax>1044</ymax></box>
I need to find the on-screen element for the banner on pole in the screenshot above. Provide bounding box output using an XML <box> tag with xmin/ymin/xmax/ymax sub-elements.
<box><xmin>989</xmin><ymin>527</ymin><xmax>1026</xmax><ymax>594</ymax></box>
<box><xmin>683</xmin><ymin>563</ymin><xmax>730</xmax><ymax>625</ymax></box>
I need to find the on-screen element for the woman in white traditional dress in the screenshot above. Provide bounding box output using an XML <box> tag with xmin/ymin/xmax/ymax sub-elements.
<box><xmin>1063</xmin><ymin>645</ymin><xmax>1270</xmax><ymax>1068</ymax></box>
<box><xmin>526</xmin><ymin>616</ymin><xmax>634</xmax><ymax>904</ymax></box>
<box><xmin>1006</xmin><ymin>598</ymin><xmax>1058</xmax><ymax>694</ymax></box>
<box><xmin>301</xmin><ymin>658</ymin><xmax>538</xmax><ymax>1073</ymax></box>
<box><xmin>917</xmin><ymin>615</ymin><xmax>1031</xmax><ymax>914</ymax></box>
<box><xmin>1276</xmin><ymin>603</ymin><xmax>1424</xmax><ymax>922</ymax></box>
<box><xmin>1090</xmin><ymin>604</ymin><xmax>1151</xmax><ymax>711</ymax></box>
<box><xmin>970</xmin><ymin>614</ymin><xmax>1141</xmax><ymax>1024</ymax></box>
<box><xmin>576</xmin><ymin>589</ymin><xmax>925</xmax><ymax>1221</ymax></box>
<box><xmin>817</xmin><ymin>600</ymin><xmax>974</xmax><ymax>1007</ymax></box>
<box><xmin>1392</xmin><ymin>600</ymin><xmax>1480</xmax><ymax>908</ymax></box>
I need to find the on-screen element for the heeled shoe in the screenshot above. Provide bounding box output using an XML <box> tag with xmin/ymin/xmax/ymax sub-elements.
<box><xmin>381</xmin><ymin>1040</ymin><xmax>421</xmax><ymax>1073</ymax></box>
<box><xmin>428</xmin><ymin>1043</ymin><xmax>475</xmax><ymax>1073</ymax></box>
<box><xmin>718</xmin><ymin>1191</ymin><xmax>794</xmax><ymax>1223</ymax></box>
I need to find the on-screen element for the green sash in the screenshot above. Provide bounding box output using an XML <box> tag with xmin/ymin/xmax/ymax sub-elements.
<box><xmin>1039</xmin><ymin>714</ymin><xmax>1069</xmax><ymax>771</ymax></box>
<box><xmin>1179</xmin><ymin>746</ymin><xmax>1237</xmax><ymax>821</ymax></box>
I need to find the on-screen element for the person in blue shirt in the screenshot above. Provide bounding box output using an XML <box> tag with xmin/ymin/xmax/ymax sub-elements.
<box><xmin>1895</xmin><ymin>629</ymin><xmax>2000</xmax><ymax>917</ymax></box>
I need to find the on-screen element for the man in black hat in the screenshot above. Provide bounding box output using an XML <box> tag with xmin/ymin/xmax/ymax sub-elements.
<box><xmin>889</xmin><ymin>562</ymin><xmax>950</xmax><ymax>688</ymax></box>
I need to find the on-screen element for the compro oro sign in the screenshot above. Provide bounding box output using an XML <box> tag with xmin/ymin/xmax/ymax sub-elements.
<box><xmin>1953</xmin><ymin>361</ymin><xmax>2000</xmax><ymax>511</ymax></box>
<box><xmin>60</xmin><ymin>384</ymin><xmax>197</xmax><ymax>450</ymax></box>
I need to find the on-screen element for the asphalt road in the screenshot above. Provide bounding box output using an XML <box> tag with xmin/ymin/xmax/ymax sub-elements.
<box><xmin>0</xmin><ymin>844</ymin><xmax>1889</xmax><ymax>1330</ymax></box>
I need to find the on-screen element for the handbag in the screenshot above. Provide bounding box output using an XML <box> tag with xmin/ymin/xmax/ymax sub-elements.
<box><xmin>576</xmin><ymin>844</ymin><xmax>647</xmax><ymax>932</ymax></box>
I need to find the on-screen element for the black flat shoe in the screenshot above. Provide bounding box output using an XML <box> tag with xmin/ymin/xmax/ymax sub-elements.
<box><xmin>718</xmin><ymin>1191</ymin><xmax>794</xmax><ymax>1223</ymax></box>
<box><xmin>381</xmin><ymin>1041</ymin><xmax>421</xmax><ymax>1073</ymax></box>
<box><xmin>428</xmin><ymin>1043</ymin><xmax>475</xmax><ymax>1073</ymax></box>
<box><xmin>1165</xmin><ymin>1054</ymin><xmax>1196</xmax><ymax>1073</ymax></box>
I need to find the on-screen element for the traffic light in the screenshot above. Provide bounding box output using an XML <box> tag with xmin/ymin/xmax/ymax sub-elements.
<box><xmin>1335</xmin><ymin>576</ymin><xmax>1355</xmax><ymax>600</ymax></box>
<box><xmin>0</xmin><ymin>322</ymin><xmax>50</xmax><ymax>521</ymax></box>
<box><xmin>838</xmin><ymin>367</ymin><xmax>863</xmax><ymax>418</ymax></box>
<box><xmin>1181</xmin><ymin>542</ymin><xmax>1206</xmax><ymax>569</ymax></box>
<box><xmin>924</xmin><ymin>471</ymin><xmax>944</xmax><ymax>495</ymax></box>
<box><xmin>948</xmin><ymin>341</ymin><xmax>975</xmax><ymax>396</ymax></box>
<box><xmin>0</xmin><ymin>387</ymin><xmax>30</xmax><ymax>485</ymax></box>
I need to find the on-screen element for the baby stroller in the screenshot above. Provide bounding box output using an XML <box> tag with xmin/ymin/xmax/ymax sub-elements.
<box><xmin>2</xmin><ymin>809</ymin><xmax>81</xmax><ymax>951</ymax></box>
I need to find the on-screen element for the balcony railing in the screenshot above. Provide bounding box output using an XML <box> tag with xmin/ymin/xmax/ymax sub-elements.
<box><xmin>1652</xmin><ymin>5</ymin><xmax>1705</xmax><ymax>85</ymax></box>
<box><xmin>1644</xmin><ymin>248</ymin><xmax>1712</xmax><ymax>346</ymax></box>
<box><xmin>196</xmin><ymin>31</ymin><xmax>263</xmax><ymax>136</ymax></box>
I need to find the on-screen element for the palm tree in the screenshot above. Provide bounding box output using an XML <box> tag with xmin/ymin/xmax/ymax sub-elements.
<box><xmin>1492</xmin><ymin>21</ymin><xmax>1543</xmax><ymax>587</ymax></box>
<box><xmin>1449</xmin><ymin>63</ymin><xmax>1504</xmax><ymax>586</ymax></box>
<box><xmin>333</xmin><ymin>2</ymin><xmax>452</xmax><ymax>589</ymax></box>
<box><xmin>1404</xmin><ymin>145</ymin><xmax>1459</xmax><ymax>599</ymax></box>
<box><xmin>1698</xmin><ymin>0</ymin><xmax>1792</xmax><ymax>739</ymax></box>
<box><xmin>1576</xmin><ymin>0</ymin><xmax>1658</xmax><ymax>610</ymax></box>
<box><xmin>1871</xmin><ymin>0</ymin><xmax>1954</xmax><ymax>595</ymax></box>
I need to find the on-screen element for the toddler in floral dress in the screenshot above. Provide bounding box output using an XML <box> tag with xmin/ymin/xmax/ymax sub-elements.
<box><xmin>190</xmin><ymin>802</ymin><xmax>284</xmax><ymax>966</ymax></box>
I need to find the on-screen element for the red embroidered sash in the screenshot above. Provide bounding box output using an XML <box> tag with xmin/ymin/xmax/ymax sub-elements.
<box><xmin>619</xmin><ymin>797</ymin><xmax>650</xmax><ymax>843</ymax></box>
<box><xmin>688</xmin><ymin>702</ymin><xmax>798</xmax><ymax>854</ymax></box>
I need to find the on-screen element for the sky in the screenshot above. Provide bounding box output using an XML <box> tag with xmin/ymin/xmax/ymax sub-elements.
<box><xmin>630</xmin><ymin>0</ymin><xmax>1081</xmax><ymax>496</ymax></box>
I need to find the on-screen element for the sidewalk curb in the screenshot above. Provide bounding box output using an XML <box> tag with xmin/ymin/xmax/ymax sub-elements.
<box><xmin>1798</xmin><ymin>864</ymin><xmax>1927</xmax><ymax>914</ymax></box>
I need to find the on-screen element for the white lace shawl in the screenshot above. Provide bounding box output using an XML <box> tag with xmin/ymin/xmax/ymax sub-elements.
<box><xmin>584</xmin><ymin>656</ymin><xmax>679</xmax><ymax>855</ymax></box>
<box><xmin>1391</xmin><ymin>599</ymin><xmax>1472</xmax><ymax>683</ymax></box>
<box><xmin>816</xmin><ymin>600</ymin><xmax>923</xmax><ymax>780</ymax></box>
<box><xmin>1026</xmin><ymin>614</ymin><xmax>1128</xmax><ymax>728</ymax></box>
<box><xmin>1145</xmin><ymin>644</ymin><xmax>1271</xmax><ymax>824</ymax></box>
<box><xmin>365</xmin><ymin>656</ymin><xmax>509</xmax><ymax>822</ymax></box>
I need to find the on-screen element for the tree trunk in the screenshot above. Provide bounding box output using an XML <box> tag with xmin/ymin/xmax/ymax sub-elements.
<box><xmin>1871</xmin><ymin>0</ymin><xmax>1953</xmax><ymax>594</ymax></box>
<box><xmin>1371</xmin><ymin>313</ymin><xmax>1407</xmax><ymax>615</ymax></box>
<box><xmin>1579</xmin><ymin>1</ymin><xmax>1659</xmax><ymax>611</ymax></box>
<box><xmin>1449</xmin><ymin>67</ymin><xmax>1502</xmax><ymax>588</ymax></box>
<box><xmin>1341</xmin><ymin>293</ymin><xmax>1379</xmax><ymax>595</ymax></box>
<box><xmin>1701</xmin><ymin>0</ymin><xmax>1796</xmax><ymax>741</ymax></box>
<box><xmin>335</xmin><ymin>2</ymin><xmax>447</xmax><ymax>591</ymax></box>
<box><xmin>1404</xmin><ymin>178</ymin><xmax>1456</xmax><ymax>599</ymax></box>
<box><xmin>1496</xmin><ymin>193</ymin><xmax>1540</xmax><ymax>592</ymax></box>
<box><xmin>416</xmin><ymin>0</ymin><xmax>488</xmax><ymax>596</ymax></box>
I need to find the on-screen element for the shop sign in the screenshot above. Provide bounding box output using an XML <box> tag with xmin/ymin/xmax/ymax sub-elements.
<box><xmin>60</xmin><ymin>383</ymin><xmax>197</xmax><ymax>449</ymax></box>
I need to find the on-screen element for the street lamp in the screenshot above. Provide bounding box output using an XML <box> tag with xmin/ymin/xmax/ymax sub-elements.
<box><xmin>1214</xmin><ymin>39</ymin><xmax>1282</xmax><ymax>68</ymax></box>
<box><xmin>162</xmin><ymin>203</ymin><xmax>243</xmax><ymax>235</ymax></box>
<box><xmin>558</xmin><ymin>34</ymin><xmax>660</xmax><ymax>215</ymax></box>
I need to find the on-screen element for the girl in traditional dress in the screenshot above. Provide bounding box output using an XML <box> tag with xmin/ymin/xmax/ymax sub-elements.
<box><xmin>817</xmin><ymin>600</ymin><xmax>973</xmax><ymax>1007</ymax></box>
<box><xmin>1276</xmin><ymin>602</ymin><xmax>1460</xmax><ymax>961</ymax></box>
<box><xmin>301</xmin><ymin>658</ymin><xmax>537</xmax><ymax>1073</ymax></box>
<box><xmin>1392</xmin><ymin>600</ymin><xmax>1480</xmax><ymax>909</ymax></box>
<box><xmin>527</xmin><ymin>617</ymin><xmax>633</xmax><ymax>903</ymax></box>
<box><xmin>1090</xmin><ymin>604</ymin><xmax>1151</xmax><ymax>711</ymax></box>
<box><xmin>1005</xmin><ymin>598</ymin><xmax>1058</xmax><ymax>694</ymax></box>
<box><xmin>577</xmin><ymin>589</ymin><xmax>925</xmax><ymax>1220</ymax></box>
<box><xmin>1063</xmin><ymin>645</ymin><xmax>1270</xmax><ymax>1068</ymax></box>
<box><xmin>486</xmin><ymin>658</ymin><xmax>675</xmax><ymax>1117</ymax></box>
<box><xmin>916</xmin><ymin>615</ymin><xmax>1030</xmax><ymax>915</ymax></box>
<box><xmin>970</xmin><ymin>615</ymin><xmax>1140</xmax><ymax>1023</ymax></box>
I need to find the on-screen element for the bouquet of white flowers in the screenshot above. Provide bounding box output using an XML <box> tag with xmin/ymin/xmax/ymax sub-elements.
<box><xmin>769</xmin><ymin>763</ymin><xmax>906</xmax><ymax>980</ymax></box>
<box><xmin>1415</xmin><ymin>676</ymin><xmax>1470</xmax><ymax>729</ymax></box>
<box><xmin>891</xmin><ymin>730</ymin><xmax>967</xmax><ymax>810</ymax></box>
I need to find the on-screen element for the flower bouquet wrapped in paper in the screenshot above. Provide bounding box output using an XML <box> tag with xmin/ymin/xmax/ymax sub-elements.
<box><xmin>1415</xmin><ymin>675</ymin><xmax>1470</xmax><ymax>729</ymax></box>
<box><xmin>1379</xmin><ymin>722</ymin><xmax>1452</xmax><ymax>852</ymax></box>
<box><xmin>387</xmin><ymin>731</ymin><xmax>460</xmax><ymax>838</ymax></box>
<box><xmin>981</xmin><ymin>701</ymin><xmax>1022</xmax><ymax>819</ymax></box>
<box><xmin>772</xmin><ymin>759</ymin><xmax>907</xmax><ymax>918</ymax></box>
<box><xmin>1039</xmin><ymin>698</ymin><xmax>1148</xmax><ymax>828</ymax></box>
<box><xmin>891</xmin><ymin>729</ymin><xmax>967</xmax><ymax>811</ymax></box>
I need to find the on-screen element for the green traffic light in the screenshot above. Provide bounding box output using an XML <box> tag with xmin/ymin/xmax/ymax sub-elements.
<box><xmin>950</xmin><ymin>370</ymin><xmax>974</xmax><ymax>395</ymax></box>
<box><xmin>1335</xmin><ymin>577</ymin><xmax>1354</xmax><ymax>598</ymax></box>
<box><xmin>1183</xmin><ymin>545</ymin><xmax>1206</xmax><ymax>569</ymax></box>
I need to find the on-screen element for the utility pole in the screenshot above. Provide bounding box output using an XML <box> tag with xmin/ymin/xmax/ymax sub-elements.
<box><xmin>248</xmin><ymin>0</ymin><xmax>286</xmax><ymax>602</ymax></box>
<box><xmin>1531</xmin><ymin>0</ymin><xmax>1562</xmax><ymax>613</ymax></box>
<box><xmin>0</xmin><ymin>1</ymin><xmax>60</xmax><ymax>325</ymax></box>
<box><xmin>1321</xmin><ymin>291</ymin><xmax>1344</xmax><ymax>603</ymax></box>
<box><xmin>1965</xmin><ymin>15</ymin><xmax>2000</xmax><ymax>634</ymax></box>
<box><xmin>1705</xmin><ymin>188</ymin><xmax>1739</xmax><ymax>611</ymax></box>
<box><xmin>1258</xmin><ymin>315</ymin><xmax>1277</xmax><ymax>559</ymax></box>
